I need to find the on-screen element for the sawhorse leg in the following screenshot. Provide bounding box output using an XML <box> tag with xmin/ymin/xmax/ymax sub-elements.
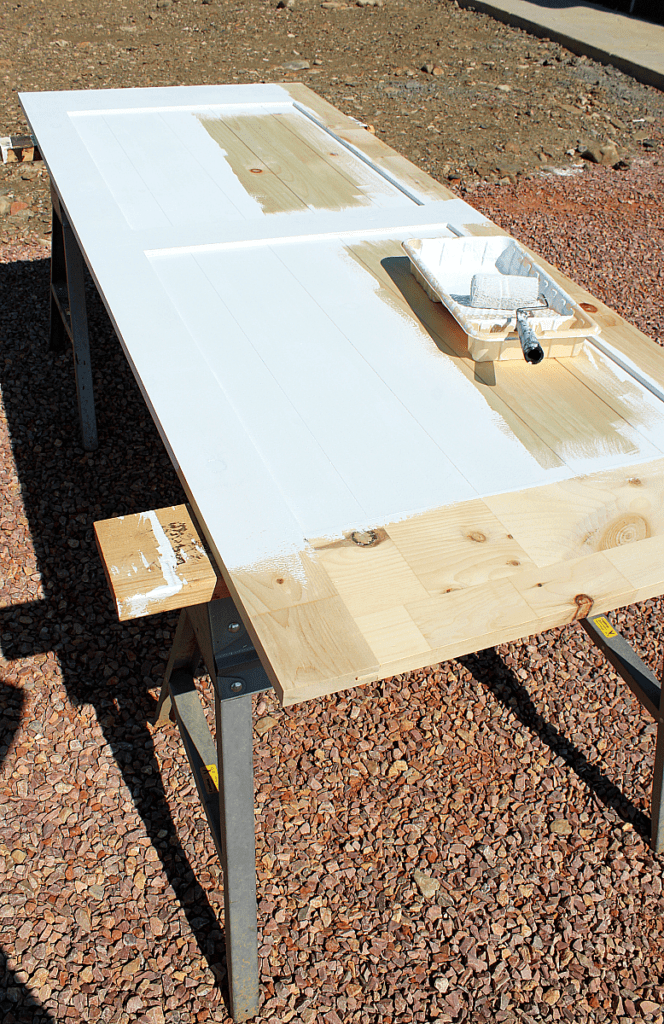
<box><xmin>156</xmin><ymin>598</ymin><xmax>270</xmax><ymax>1021</ymax></box>
<box><xmin>49</xmin><ymin>186</ymin><xmax>98</xmax><ymax>452</ymax></box>
<box><xmin>581</xmin><ymin>614</ymin><xmax>664</xmax><ymax>852</ymax></box>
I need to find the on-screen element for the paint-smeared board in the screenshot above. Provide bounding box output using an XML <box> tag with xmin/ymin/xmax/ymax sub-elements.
<box><xmin>21</xmin><ymin>84</ymin><xmax>664</xmax><ymax>705</ymax></box>
<box><xmin>94</xmin><ymin>504</ymin><xmax>228</xmax><ymax>621</ymax></box>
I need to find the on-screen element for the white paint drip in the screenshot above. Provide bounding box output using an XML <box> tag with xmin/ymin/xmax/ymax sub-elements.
<box><xmin>121</xmin><ymin>511</ymin><xmax>184</xmax><ymax>617</ymax></box>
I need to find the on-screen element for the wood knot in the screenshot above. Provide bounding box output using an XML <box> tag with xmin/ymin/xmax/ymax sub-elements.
<box><xmin>599</xmin><ymin>513</ymin><xmax>649</xmax><ymax>550</ymax></box>
<box><xmin>580</xmin><ymin>302</ymin><xmax>597</xmax><ymax>313</ymax></box>
<box><xmin>275</xmin><ymin>578</ymin><xmax>284</xmax><ymax>585</ymax></box>
<box><xmin>628</xmin><ymin>478</ymin><xmax>642</xmax><ymax>486</ymax></box>
<box><xmin>351</xmin><ymin>529</ymin><xmax>379</xmax><ymax>547</ymax></box>
<box><xmin>574</xmin><ymin>593</ymin><xmax>594</xmax><ymax>619</ymax></box>
<box><xmin>468</xmin><ymin>531</ymin><xmax>486</xmax><ymax>543</ymax></box>
<box><xmin>250</xmin><ymin>167</ymin><xmax>263</xmax><ymax>174</ymax></box>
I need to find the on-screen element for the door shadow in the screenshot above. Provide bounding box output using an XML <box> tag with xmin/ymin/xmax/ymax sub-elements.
<box><xmin>1</xmin><ymin>678</ymin><xmax>57</xmax><ymax>1023</ymax></box>
<box><xmin>460</xmin><ymin>647</ymin><xmax>651</xmax><ymax>837</ymax></box>
<box><xmin>0</xmin><ymin>254</ymin><xmax>229</xmax><ymax>1003</ymax></box>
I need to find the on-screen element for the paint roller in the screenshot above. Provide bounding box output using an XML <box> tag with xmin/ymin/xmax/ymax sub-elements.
<box><xmin>470</xmin><ymin>273</ymin><xmax>546</xmax><ymax>365</ymax></box>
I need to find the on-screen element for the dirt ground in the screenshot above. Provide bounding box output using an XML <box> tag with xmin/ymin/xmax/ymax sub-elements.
<box><xmin>1</xmin><ymin>0</ymin><xmax>664</xmax><ymax>244</ymax></box>
<box><xmin>2</xmin><ymin>4</ymin><xmax>664</xmax><ymax>1024</ymax></box>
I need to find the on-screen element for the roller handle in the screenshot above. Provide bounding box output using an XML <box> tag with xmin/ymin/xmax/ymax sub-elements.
<box><xmin>516</xmin><ymin>309</ymin><xmax>544</xmax><ymax>365</ymax></box>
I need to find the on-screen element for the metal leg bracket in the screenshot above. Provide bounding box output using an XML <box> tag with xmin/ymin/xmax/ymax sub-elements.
<box><xmin>155</xmin><ymin>597</ymin><xmax>272</xmax><ymax>1020</ymax></box>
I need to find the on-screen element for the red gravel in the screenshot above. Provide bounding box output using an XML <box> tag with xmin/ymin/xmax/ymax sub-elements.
<box><xmin>2</xmin><ymin>157</ymin><xmax>664</xmax><ymax>1024</ymax></box>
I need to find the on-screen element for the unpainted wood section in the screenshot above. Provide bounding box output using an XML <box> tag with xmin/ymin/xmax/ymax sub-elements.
<box><xmin>253</xmin><ymin>596</ymin><xmax>380</xmax><ymax>706</ymax></box>
<box><xmin>406</xmin><ymin>578</ymin><xmax>535</xmax><ymax>651</ymax></box>
<box><xmin>461</xmin><ymin>223</ymin><xmax>508</xmax><ymax>237</ymax></box>
<box><xmin>484</xmin><ymin>457</ymin><xmax>664</xmax><ymax>569</ymax></box>
<box><xmin>231</xmin><ymin>551</ymin><xmax>337</xmax><ymax>618</ymax></box>
<box><xmin>312</xmin><ymin>530</ymin><xmax>430</xmax><ymax>618</ymax></box>
<box><xmin>605</xmin><ymin>534</ymin><xmax>664</xmax><ymax>602</ymax></box>
<box><xmin>214</xmin><ymin>111</ymin><xmax>374</xmax><ymax>212</ymax></box>
<box><xmin>346</xmin><ymin>239</ymin><xmax>565</xmax><ymax>471</ymax></box>
<box><xmin>94</xmin><ymin>504</ymin><xmax>227</xmax><ymax>621</ymax></box>
<box><xmin>385</xmin><ymin>500</ymin><xmax>535</xmax><ymax>595</ymax></box>
<box><xmin>563</xmin><ymin>346</ymin><xmax>664</xmax><ymax>454</ymax></box>
<box><xmin>490</xmin><ymin>358</ymin><xmax>659</xmax><ymax>470</ymax></box>
<box><xmin>356</xmin><ymin>548</ymin><xmax>644</xmax><ymax>683</ymax></box>
<box><xmin>281</xmin><ymin>85</ymin><xmax>457</xmax><ymax>203</ymax></box>
<box><xmin>353</xmin><ymin>605</ymin><xmax>431</xmax><ymax>666</ymax></box>
<box><xmin>275</xmin><ymin>111</ymin><xmax>410</xmax><ymax>208</ymax></box>
<box><xmin>510</xmin><ymin>551</ymin><xmax>635</xmax><ymax>623</ymax></box>
<box><xmin>198</xmin><ymin>115</ymin><xmax>308</xmax><ymax>215</ymax></box>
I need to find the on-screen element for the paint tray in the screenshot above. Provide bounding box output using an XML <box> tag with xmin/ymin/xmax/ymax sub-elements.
<box><xmin>402</xmin><ymin>235</ymin><xmax>600</xmax><ymax>362</ymax></box>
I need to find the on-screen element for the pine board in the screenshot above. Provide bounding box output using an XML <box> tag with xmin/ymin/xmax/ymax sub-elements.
<box><xmin>21</xmin><ymin>83</ymin><xmax>664</xmax><ymax>705</ymax></box>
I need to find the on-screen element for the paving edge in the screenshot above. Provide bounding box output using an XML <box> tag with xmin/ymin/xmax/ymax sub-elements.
<box><xmin>457</xmin><ymin>0</ymin><xmax>664</xmax><ymax>92</ymax></box>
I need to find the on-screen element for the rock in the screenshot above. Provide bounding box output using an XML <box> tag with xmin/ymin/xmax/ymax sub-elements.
<box><xmin>497</xmin><ymin>84</ymin><xmax>511</xmax><ymax>92</ymax></box>
<box><xmin>432</xmin><ymin>66</ymin><xmax>444</xmax><ymax>76</ymax></box>
<box><xmin>156</xmin><ymin>0</ymin><xmax>171</xmax><ymax>7</ymax></box>
<box><xmin>550</xmin><ymin>819</ymin><xmax>572</xmax><ymax>835</ymax></box>
<box><xmin>10</xmin><ymin>201</ymin><xmax>28</xmax><ymax>216</ymax></box>
<box><xmin>412</xmin><ymin>868</ymin><xmax>440</xmax><ymax>899</ymax></box>
<box><xmin>74</xmin><ymin>907</ymin><xmax>91</xmax><ymax>932</ymax></box>
<box><xmin>125</xmin><ymin>995</ymin><xmax>143</xmax><ymax>1013</ymax></box>
<box><xmin>543</xmin><ymin>990</ymin><xmax>561</xmax><ymax>1006</ymax></box>
<box><xmin>11</xmin><ymin>848</ymin><xmax>27</xmax><ymax>863</ymax></box>
<box><xmin>421</xmin><ymin>63</ymin><xmax>434</xmax><ymax>74</ymax></box>
<box><xmin>283</xmin><ymin>59</ymin><xmax>311</xmax><ymax>71</ymax></box>
<box><xmin>255</xmin><ymin>715</ymin><xmax>279</xmax><ymax>736</ymax></box>
<box><xmin>277</xmin><ymin>0</ymin><xmax>295</xmax><ymax>7</ymax></box>
<box><xmin>150</xmin><ymin>915</ymin><xmax>165</xmax><ymax>935</ymax></box>
<box><xmin>0</xmin><ymin>197</ymin><xmax>10</xmax><ymax>216</ymax></box>
<box><xmin>321</xmin><ymin>1</ymin><xmax>347</xmax><ymax>7</ymax></box>
<box><xmin>581</xmin><ymin>142</ymin><xmax>620</xmax><ymax>166</ymax></box>
<box><xmin>357</xmin><ymin>0</ymin><xmax>383</xmax><ymax>5</ymax></box>
<box><xmin>641</xmin><ymin>1001</ymin><xmax>661</xmax><ymax>1015</ymax></box>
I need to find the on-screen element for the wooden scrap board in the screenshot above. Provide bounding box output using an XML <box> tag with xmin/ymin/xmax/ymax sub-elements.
<box><xmin>21</xmin><ymin>83</ymin><xmax>664</xmax><ymax>705</ymax></box>
<box><xmin>94</xmin><ymin>504</ymin><xmax>228</xmax><ymax>621</ymax></box>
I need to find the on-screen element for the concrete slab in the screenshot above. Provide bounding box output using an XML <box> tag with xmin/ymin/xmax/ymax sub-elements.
<box><xmin>457</xmin><ymin>0</ymin><xmax>664</xmax><ymax>91</ymax></box>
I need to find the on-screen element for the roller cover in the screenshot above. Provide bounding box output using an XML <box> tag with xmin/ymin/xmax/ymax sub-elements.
<box><xmin>470</xmin><ymin>273</ymin><xmax>539</xmax><ymax>310</ymax></box>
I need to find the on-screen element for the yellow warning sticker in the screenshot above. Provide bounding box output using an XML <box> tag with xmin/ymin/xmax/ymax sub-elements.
<box><xmin>203</xmin><ymin>763</ymin><xmax>219</xmax><ymax>793</ymax></box>
<box><xmin>594</xmin><ymin>616</ymin><xmax>617</xmax><ymax>639</ymax></box>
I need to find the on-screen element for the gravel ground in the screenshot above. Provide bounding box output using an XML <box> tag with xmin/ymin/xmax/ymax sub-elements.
<box><xmin>1</xmin><ymin>154</ymin><xmax>664</xmax><ymax>1023</ymax></box>
<box><xmin>2</xmin><ymin>2</ymin><xmax>664</xmax><ymax>1023</ymax></box>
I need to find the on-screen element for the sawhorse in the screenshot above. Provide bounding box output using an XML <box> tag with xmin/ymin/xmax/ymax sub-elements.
<box><xmin>94</xmin><ymin>505</ymin><xmax>271</xmax><ymax>1021</ymax></box>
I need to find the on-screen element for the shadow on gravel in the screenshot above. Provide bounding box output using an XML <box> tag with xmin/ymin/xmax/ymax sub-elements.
<box><xmin>461</xmin><ymin>649</ymin><xmax>651</xmax><ymax>838</ymax></box>
<box><xmin>0</xmin><ymin>680</ymin><xmax>55</xmax><ymax>1023</ymax></box>
<box><xmin>0</xmin><ymin>255</ymin><xmax>229</xmax><ymax>1001</ymax></box>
